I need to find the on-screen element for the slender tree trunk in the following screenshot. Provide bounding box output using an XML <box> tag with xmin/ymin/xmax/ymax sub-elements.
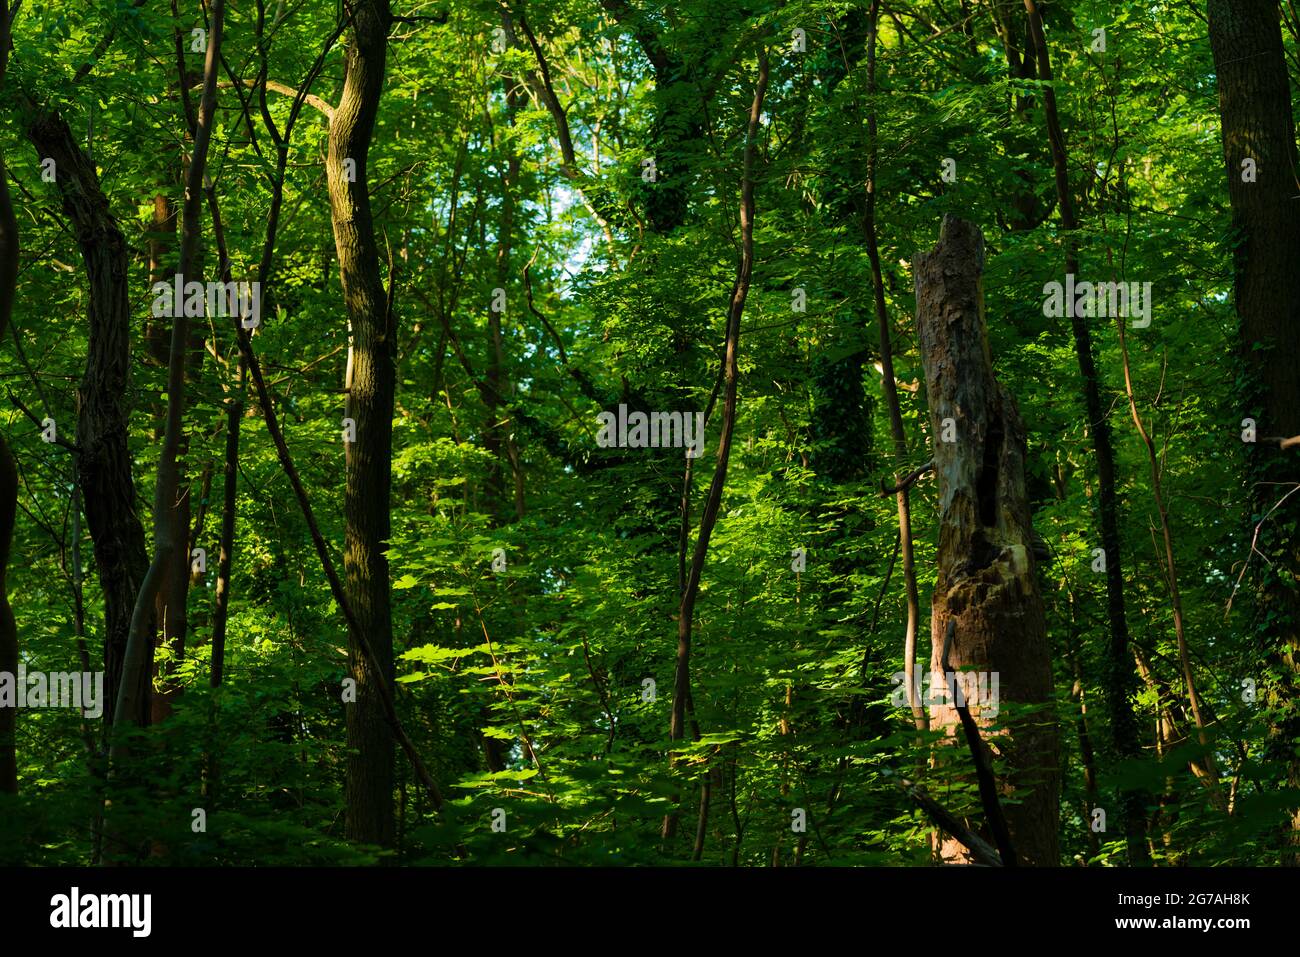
<box><xmin>205</xmin><ymin>178</ymin><xmax>241</xmax><ymax>694</ymax></box>
<box><xmin>326</xmin><ymin>0</ymin><xmax>397</xmax><ymax>847</ymax></box>
<box><xmin>210</xmin><ymin>363</ymin><xmax>242</xmax><ymax>692</ymax></box>
<box><xmin>1065</xmin><ymin>617</ymin><xmax>1101</xmax><ymax>860</ymax></box>
<box><xmin>202</xmin><ymin>353</ymin><xmax>241</xmax><ymax>810</ymax></box>
<box><xmin>1022</xmin><ymin>0</ymin><xmax>1149</xmax><ymax>864</ymax></box>
<box><xmin>144</xmin><ymin>187</ymin><xmax>189</xmax><ymax>727</ymax></box>
<box><xmin>114</xmin><ymin>0</ymin><xmax>225</xmax><ymax>749</ymax></box>
<box><xmin>863</xmin><ymin>0</ymin><xmax>925</xmax><ymax>732</ymax></box>
<box><xmin>215</xmin><ymin>12</ymin><xmax>448</xmax><ymax>825</ymax></box>
<box><xmin>1207</xmin><ymin>0</ymin><xmax>1300</xmax><ymax>861</ymax></box>
<box><xmin>152</xmin><ymin>41</ymin><xmax>217</xmax><ymax>724</ymax></box>
<box><xmin>146</xmin><ymin>194</ymin><xmax>177</xmax><ymax>368</ymax></box>
<box><xmin>914</xmin><ymin>215</ymin><xmax>1058</xmax><ymax>866</ymax></box>
<box><xmin>663</xmin><ymin>48</ymin><xmax>769</xmax><ymax>841</ymax></box>
<box><xmin>1116</xmin><ymin>322</ymin><xmax>1225</xmax><ymax>805</ymax></box>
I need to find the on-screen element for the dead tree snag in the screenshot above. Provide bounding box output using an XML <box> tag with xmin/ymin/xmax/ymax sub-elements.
<box><xmin>913</xmin><ymin>215</ymin><xmax>1059</xmax><ymax>866</ymax></box>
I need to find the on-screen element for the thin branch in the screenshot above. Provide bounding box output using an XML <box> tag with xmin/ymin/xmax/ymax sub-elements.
<box><xmin>880</xmin><ymin>459</ymin><xmax>933</xmax><ymax>495</ymax></box>
<box><xmin>6</xmin><ymin>390</ymin><xmax>78</xmax><ymax>452</ymax></box>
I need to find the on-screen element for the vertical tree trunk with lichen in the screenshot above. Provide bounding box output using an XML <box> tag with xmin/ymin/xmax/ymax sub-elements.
<box><xmin>914</xmin><ymin>215</ymin><xmax>1058</xmax><ymax>866</ymax></box>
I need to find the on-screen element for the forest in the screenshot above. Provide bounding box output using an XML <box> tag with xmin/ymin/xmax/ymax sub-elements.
<box><xmin>0</xmin><ymin>0</ymin><xmax>1297</xmax><ymax>871</ymax></box>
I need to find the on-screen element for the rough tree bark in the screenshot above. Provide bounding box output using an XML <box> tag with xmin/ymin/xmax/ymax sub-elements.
<box><xmin>326</xmin><ymin>0</ymin><xmax>398</xmax><ymax>847</ymax></box>
<box><xmin>1207</xmin><ymin>0</ymin><xmax>1300</xmax><ymax>859</ymax></box>
<box><xmin>21</xmin><ymin>105</ymin><xmax>152</xmax><ymax>731</ymax></box>
<box><xmin>914</xmin><ymin>215</ymin><xmax>1058</xmax><ymax>866</ymax></box>
<box><xmin>202</xmin><ymin>7</ymin><xmax>448</xmax><ymax>826</ymax></box>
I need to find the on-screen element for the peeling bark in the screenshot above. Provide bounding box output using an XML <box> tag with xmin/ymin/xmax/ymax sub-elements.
<box><xmin>914</xmin><ymin>215</ymin><xmax>1058</xmax><ymax>866</ymax></box>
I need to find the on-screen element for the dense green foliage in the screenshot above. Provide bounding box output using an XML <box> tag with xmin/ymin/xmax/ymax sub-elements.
<box><xmin>0</xmin><ymin>0</ymin><xmax>1294</xmax><ymax>867</ymax></box>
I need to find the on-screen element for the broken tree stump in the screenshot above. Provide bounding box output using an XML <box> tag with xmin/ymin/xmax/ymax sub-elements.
<box><xmin>913</xmin><ymin>215</ymin><xmax>1059</xmax><ymax>866</ymax></box>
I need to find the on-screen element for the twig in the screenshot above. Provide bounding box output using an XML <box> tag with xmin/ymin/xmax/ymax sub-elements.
<box><xmin>6</xmin><ymin>390</ymin><xmax>78</xmax><ymax>452</ymax></box>
<box><xmin>880</xmin><ymin>459</ymin><xmax>933</xmax><ymax>495</ymax></box>
<box><xmin>1225</xmin><ymin>482</ymin><xmax>1300</xmax><ymax>616</ymax></box>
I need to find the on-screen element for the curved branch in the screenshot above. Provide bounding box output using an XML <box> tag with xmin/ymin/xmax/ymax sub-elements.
<box><xmin>880</xmin><ymin>459</ymin><xmax>933</xmax><ymax>495</ymax></box>
<box><xmin>197</xmin><ymin>78</ymin><xmax>335</xmax><ymax>121</ymax></box>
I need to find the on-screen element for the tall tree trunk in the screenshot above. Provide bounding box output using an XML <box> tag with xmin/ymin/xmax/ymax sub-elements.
<box><xmin>326</xmin><ymin>0</ymin><xmax>397</xmax><ymax>847</ymax></box>
<box><xmin>864</xmin><ymin>0</ymin><xmax>925</xmax><ymax>732</ymax></box>
<box><xmin>206</xmin><ymin>181</ymin><xmax>242</xmax><ymax>694</ymax></box>
<box><xmin>212</xmin><ymin>8</ymin><xmax>448</xmax><ymax>825</ymax></box>
<box><xmin>153</xmin><ymin>24</ymin><xmax>215</xmax><ymax>723</ymax></box>
<box><xmin>1022</xmin><ymin>0</ymin><xmax>1150</xmax><ymax>864</ymax></box>
<box><xmin>913</xmin><ymin>215</ymin><xmax>1058</xmax><ymax>866</ymax></box>
<box><xmin>1207</xmin><ymin>0</ymin><xmax>1300</xmax><ymax>861</ymax></box>
<box><xmin>21</xmin><ymin>105</ymin><xmax>152</xmax><ymax>732</ymax></box>
<box><xmin>210</xmin><ymin>364</ymin><xmax>242</xmax><ymax>692</ymax></box>
<box><xmin>115</xmin><ymin>0</ymin><xmax>225</xmax><ymax>747</ymax></box>
<box><xmin>145</xmin><ymin>190</ymin><xmax>188</xmax><ymax>727</ymax></box>
<box><xmin>663</xmin><ymin>48</ymin><xmax>769</xmax><ymax>841</ymax></box>
<box><xmin>1116</xmin><ymin>321</ymin><xmax>1225</xmax><ymax>805</ymax></box>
